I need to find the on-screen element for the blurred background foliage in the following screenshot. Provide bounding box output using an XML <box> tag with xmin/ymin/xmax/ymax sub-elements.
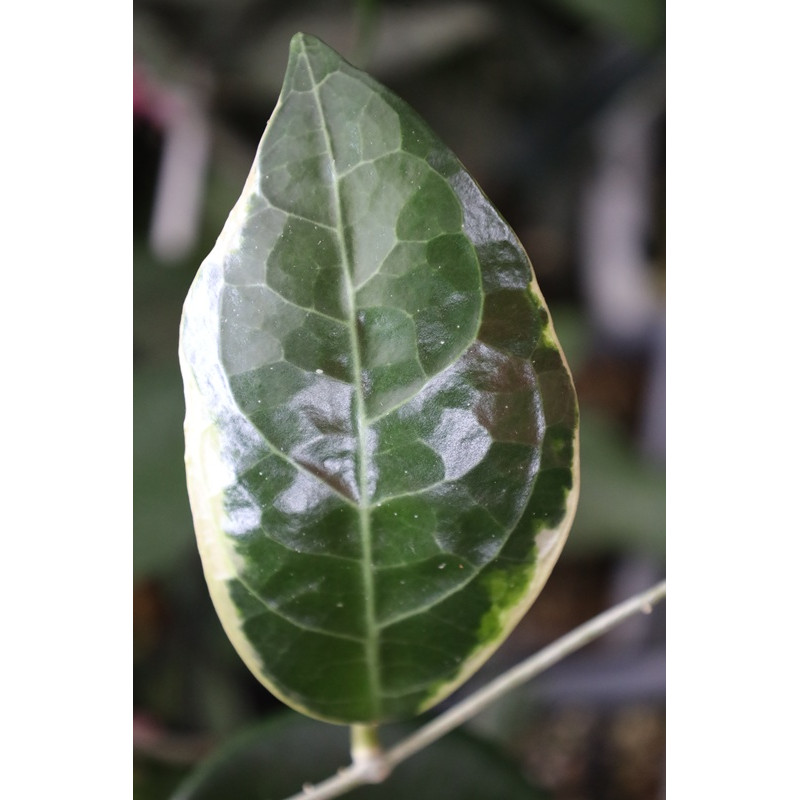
<box><xmin>133</xmin><ymin>1</ymin><xmax>665</xmax><ymax>797</ymax></box>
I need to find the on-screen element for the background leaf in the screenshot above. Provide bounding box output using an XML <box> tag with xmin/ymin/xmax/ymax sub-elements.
<box><xmin>172</xmin><ymin>712</ymin><xmax>548</xmax><ymax>800</ymax></box>
<box><xmin>179</xmin><ymin>33</ymin><xmax>579</xmax><ymax>724</ymax></box>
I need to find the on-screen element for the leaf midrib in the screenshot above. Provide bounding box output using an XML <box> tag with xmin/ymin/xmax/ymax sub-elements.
<box><xmin>301</xmin><ymin>42</ymin><xmax>381</xmax><ymax>713</ymax></box>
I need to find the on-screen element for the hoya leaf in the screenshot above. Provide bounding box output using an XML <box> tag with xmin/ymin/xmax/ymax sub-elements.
<box><xmin>179</xmin><ymin>33</ymin><xmax>579</xmax><ymax>724</ymax></box>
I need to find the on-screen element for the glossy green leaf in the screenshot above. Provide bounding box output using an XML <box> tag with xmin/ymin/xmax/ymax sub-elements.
<box><xmin>179</xmin><ymin>33</ymin><xmax>579</xmax><ymax>724</ymax></box>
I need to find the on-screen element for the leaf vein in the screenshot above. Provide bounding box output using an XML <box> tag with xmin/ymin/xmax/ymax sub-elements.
<box><xmin>233</xmin><ymin>578</ymin><xmax>365</xmax><ymax>643</ymax></box>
